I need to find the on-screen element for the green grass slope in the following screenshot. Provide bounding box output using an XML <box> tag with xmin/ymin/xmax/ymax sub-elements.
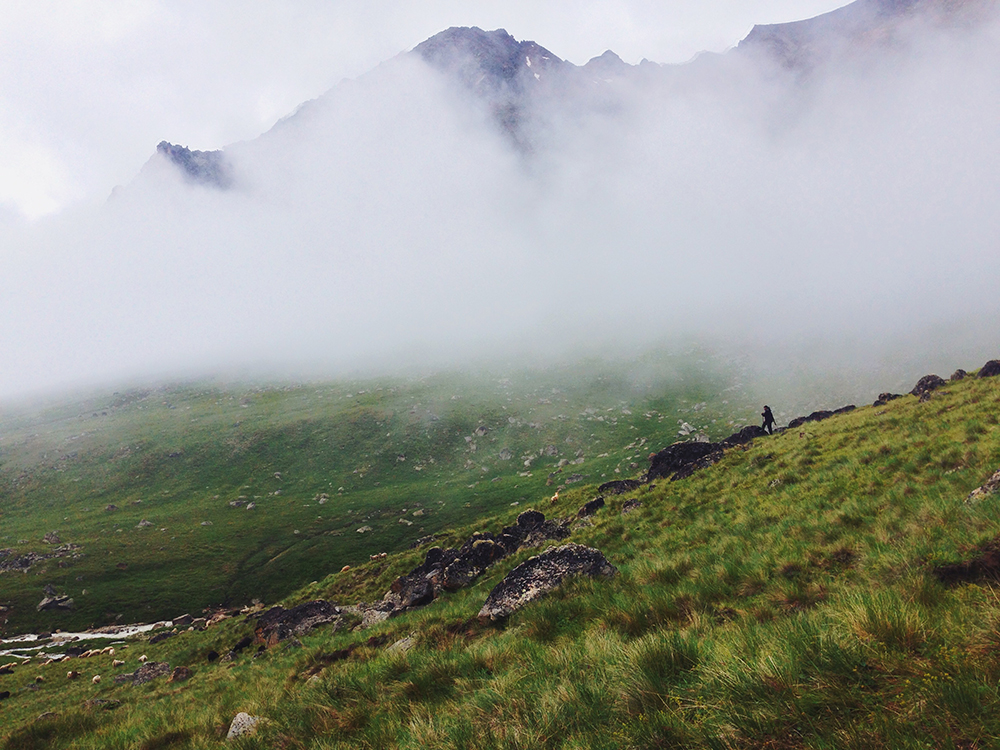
<box><xmin>0</xmin><ymin>352</ymin><xmax>750</xmax><ymax>634</ymax></box>
<box><xmin>3</xmin><ymin>364</ymin><xmax>1000</xmax><ymax>748</ymax></box>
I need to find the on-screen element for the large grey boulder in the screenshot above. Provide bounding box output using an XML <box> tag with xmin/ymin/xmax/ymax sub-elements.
<box><xmin>478</xmin><ymin>544</ymin><xmax>617</xmax><ymax>621</ymax></box>
<box><xmin>227</xmin><ymin>712</ymin><xmax>261</xmax><ymax>740</ymax></box>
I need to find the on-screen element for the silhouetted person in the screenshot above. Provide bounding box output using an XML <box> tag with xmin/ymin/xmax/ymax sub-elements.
<box><xmin>761</xmin><ymin>405</ymin><xmax>775</xmax><ymax>435</ymax></box>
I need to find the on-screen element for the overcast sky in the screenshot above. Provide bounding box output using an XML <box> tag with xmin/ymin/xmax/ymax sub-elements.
<box><xmin>0</xmin><ymin>0</ymin><xmax>848</xmax><ymax>221</ymax></box>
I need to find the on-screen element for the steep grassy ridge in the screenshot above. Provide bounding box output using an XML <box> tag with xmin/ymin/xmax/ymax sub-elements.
<box><xmin>2</xmin><ymin>364</ymin><xmax>999</xmax><ymax>747</ymax></box>
<box><xmin>0</xmin><ymin>354</ymin><xmax>746</xmax><ymax>633</ymax></box>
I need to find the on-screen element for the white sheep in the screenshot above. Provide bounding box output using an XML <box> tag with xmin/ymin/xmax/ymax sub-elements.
<box><xmin>112</xmin><ymin>659</ymin><xmax>125</xmax><ymax>667</ymax></box>
<box><xmin>138</xmin><ymin>654</ymin><xmax>148</xmax><ymax>663</ymax></box>
<box><xmin>92</xmin><ymin>674</ymin><xmax>101</xmax><ymax>684</ymax></box>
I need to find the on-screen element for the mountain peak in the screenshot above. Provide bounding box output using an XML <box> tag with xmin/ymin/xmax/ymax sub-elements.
<box><xmin>413</xmin><ymin>26</ymin><xmax>564</xmax><ymax>94</ymax></box>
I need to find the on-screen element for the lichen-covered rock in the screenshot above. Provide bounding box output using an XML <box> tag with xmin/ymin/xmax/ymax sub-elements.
<box><xmin>226</xmin><ymin>712</ymin><xmax>260</xmax><ymax>740</ymax></box>
<box><xmin>478</xmin><ymin>544</ymin><xmax>617</xmax><ymax>621</ymax></box>
<box><xmin>966</xmin><ymin>469</ymin><xmax>1000</xmax><ymax>507</ymax></box>
<box><xmin>951</xmin><ymin>369</ymin><xmax>967</xmax><ymax>381</ymax></box>
<box><xmin>442</xmin><ymin>537</ymin><xmax>506</xmax><ymax>590</ymax></box>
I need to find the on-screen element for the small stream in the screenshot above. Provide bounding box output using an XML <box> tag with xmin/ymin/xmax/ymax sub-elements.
<box><xmin>0</xmin><ymin>622</ymin><xmax>172</xmax><ymax>660</ymax></box>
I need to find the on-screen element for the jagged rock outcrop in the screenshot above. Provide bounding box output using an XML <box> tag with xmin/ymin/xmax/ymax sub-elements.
<box><xmin>646</xmin><ymin>441</ymin><xmax>722</xmax><ymax>482</ymax></box>
<box><xmin>36</xmin><ymin>585</ymin><xmax>74</xmax><ymax>612</ymax></box>
<box><xmin>478</xmin><ymin>544</ymin><xmax>617</xmax><ymax>621</ymax></box>
<box><xmin>254</xmin><ymin>601</ymin><xmax>348</xmax><ymax>646</ymax></box>
<box><xmin>911</xmin><ymin>374</ymin><xmax>946</xmax><ymax>397</ymax></box>
<box><xmin>156</xmin><ymin>142</ymin><xmax>233</xmax><ymax>189</ymax></box>
<box><xmin>378</xmin><ymin>509</ymin><xmax>570</xmax><ymax>617</ymax></box>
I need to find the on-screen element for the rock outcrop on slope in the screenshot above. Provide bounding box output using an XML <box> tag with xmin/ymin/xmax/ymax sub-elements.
<box><xmin>376</xmin><ymin>509</ymin><xmax>571</xmax><ymax>619</ymax></box>
<box><xmin>156</xmin><ymin>142</ymin><xmax>232</xmax><ymax>189</ymax></box>
<box><xmin>254</xmin><ymin>600</ymin><xmax>351</xmax><ymax>646</ymax></box>
<box><xmin>478</xmin><ymin>544</ymin><xmax>618</xmax><ymax>621</ymax></box>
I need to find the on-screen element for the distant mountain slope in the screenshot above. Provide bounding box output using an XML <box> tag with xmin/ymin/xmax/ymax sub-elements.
<box><xmin>738</xmin><ymin>0</ymin><xmax>996</xmax><ymax>67</ymax></box>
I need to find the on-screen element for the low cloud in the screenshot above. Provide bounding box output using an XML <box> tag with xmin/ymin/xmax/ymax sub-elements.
<box><xmin>2</xmin><ymin>12</ymin><xmax>999</xmax><ymax>400</ymax></box>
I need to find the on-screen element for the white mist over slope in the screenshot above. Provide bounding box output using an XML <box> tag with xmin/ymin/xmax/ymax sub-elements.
<box><xmin>2</xmin><ymin>10</ymin><xmax>999</xmax><ymax>399</ymax></box>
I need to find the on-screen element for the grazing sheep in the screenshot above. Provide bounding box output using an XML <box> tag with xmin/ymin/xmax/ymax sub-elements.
<box><xmin>101</xmin><ymin>646</ymin><xmax>115</xmax><ymax>656</ymax></box>
<box><xmin>66</xmin><ymin>670</ymin><xmax>80</xmax><ymax>680</ymax></box>
<box><xmin>112</xmin><ymin>659</ymin><xmax>125</xmax><ymax>667</ymax></box>
<box><xmin>138</xmin><ymin>655</ymin><xmax>148</xmax><ymax>663</ymax></box>
<box><xmin>92</xmin><ymin>675</ymin><xmax>101</xmax><ymax>684</ymax></box>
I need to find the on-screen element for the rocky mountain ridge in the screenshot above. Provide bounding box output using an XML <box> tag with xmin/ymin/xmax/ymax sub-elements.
<box><xmin>153</xmin><ymin>0</ymin><xmax>996</xmax><ymax>183</ymax></box>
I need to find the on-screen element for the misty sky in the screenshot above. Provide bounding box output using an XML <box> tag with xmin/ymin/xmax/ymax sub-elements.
<box><xmin>1</xmin><ymin>0</ymin><xmax>999</xmax><ymax>402</ymax></box>
<box><xmin>0</xmin><ymin>0</ymin><xmax>847</xmax><ymax>220</ymax></box>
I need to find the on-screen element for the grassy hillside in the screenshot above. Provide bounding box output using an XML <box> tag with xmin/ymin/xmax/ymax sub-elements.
<box><xmin>0</xmin><ymin>351</ymin><xmax>755</xmax><ymax>634</ymax></box>
<box><xmin>2</xmin><ymin>361</ymin><xmax>999</xmax><ymax>748</ymax></box>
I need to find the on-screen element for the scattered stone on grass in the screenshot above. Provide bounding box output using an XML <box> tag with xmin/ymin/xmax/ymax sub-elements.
<box><xmin>36</xmin><ymin>585</ymin><xmax>74</xmax><ymax>612</ymax></box>
<box><xmin>387</xmin><ymin>635</ymin><xmax>417</xmax><ymax>654</ymax></box>
<box><xmin>966</xmin><ymin>469</ymin><xmax>1000</xmax><ymax>507</ymax></box>
<box><xmin>576</xmin><ymin>497</ymin><xmax>605</xmax><ymax>517</ymax></box>
<box><xmin>169</xmin><ymin>666</ymin><xmax>192</xmax><ymax>682</ymax></box>
<box><xmin>478</xmin><ymin>543</ymin><xmax>618</xmax><ymax>621</ymax></box>
<box><xmin>621</xmin><ymin>499</ymin><xmax>642</xmax><ymax>515</ymax></box>
<box><xmin>227</xmin><ymin>712</ymin><xmax>261</xmax><ymax>740</ymax></box>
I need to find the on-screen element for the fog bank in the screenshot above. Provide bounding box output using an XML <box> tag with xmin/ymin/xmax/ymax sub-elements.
<box><xmin>2</xmin><ymin>12</ymin><xmax>998</xmax><ymax>400</ymax></box>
